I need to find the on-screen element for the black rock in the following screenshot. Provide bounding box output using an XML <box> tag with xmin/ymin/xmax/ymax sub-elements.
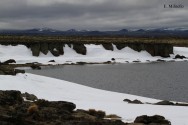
<box><xmin>73</xmin><ymin>44</ymin><xmax>87</xmax><ymax>55</ymax></box>
<box><xmin>102</xmin><ymin>43</ymin><xmax>113</xmax><ymax>51</ymax></box>
<box><xmin>174</xmin><ymin>54</ymin><xmax>186</xmax><ymax>59</ymax></box>
<box><xmin>30</xmin><ymin>64</ymin><xmax>41</xmax><ymax>70</ymax></box>
<box><xmin>157</xmin><ymin>59</ymin><xmax>165</xmax><ymax>62</ymax></box>
<box><xmin>49</xmin><ymin>60</ymin><xmax>55</xmax><ymax>62</ymax></box>
<box><xmin>30</xmin><ymin>43</ymin><xmax>40</xmax><ymax>57</ymax></box>
<box><xmin>3</xmin><ymin>59</ymin><xmax>16</xmax><ymax>64</ymax></box>
<box><xmin>155</xmin><ymin>100</ymin><xmax>174</xmax><ymax>105</ymax></box>
<box><xmin>123</xmin><ymin>99</ymin><xmax>143</xmax><ymax>104</ymax></box>
<box><xmin>134</xmin><ymin>115</ymin><xmax>171</xmax><ymax>124</ymax></box>
<box><xmin>111</xmin><ymin>58</ymin><xmax>115</xmax><ymax>61</ymax></box>
<box><xmin>22</xmin><ymin>92</ymin><xmax>38</xmax><ymax>101</ymax></box>
<box><xmin>15</xmin><ymin>69</ymin><xmax>25</xmax><ymax>74</ymax></box>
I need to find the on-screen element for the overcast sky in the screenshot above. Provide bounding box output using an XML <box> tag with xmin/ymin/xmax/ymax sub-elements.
<box><xmin>0</xmin><ymin>0</ymin><xmax>187</xmax><ymax>30</ymax></box>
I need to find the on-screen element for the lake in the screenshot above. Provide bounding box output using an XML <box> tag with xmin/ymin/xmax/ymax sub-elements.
<box><xmin>27</xmin><ymin>62</ymin><xmax>188</xmax><ymax>102</ymax></box>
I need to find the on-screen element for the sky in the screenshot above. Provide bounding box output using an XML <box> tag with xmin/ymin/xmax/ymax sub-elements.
<box><xmin>0</xmin><ymin>0</ymin><xmax>187</xmax><ymax>30</ymax></box>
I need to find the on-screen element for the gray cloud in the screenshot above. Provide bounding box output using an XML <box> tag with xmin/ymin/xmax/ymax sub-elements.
<box><xmin>0</xmin><ymin>0</ymin><xmax>187</xmax><ymax>30</ymax></box>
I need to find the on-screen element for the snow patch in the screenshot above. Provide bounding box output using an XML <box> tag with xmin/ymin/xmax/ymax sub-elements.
<box><xmin>0</xmin><ymin>73</ymin><xmax>188</xmax><ymax>124</ymax></box>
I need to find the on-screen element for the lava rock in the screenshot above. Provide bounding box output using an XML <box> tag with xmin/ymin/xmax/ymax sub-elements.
<box><xmin>15</xmin><ymin>69</ymin><xmax>25</xmax><ymax>74</ymax></box>
<box><xmin>0</xmin><ymin>90</ymin><xmax>23</xmax><ymax>105</ymax></box>
<box><xmin>156</xmin><ymin>59</ymin><xmax>165</xmax><ymax>62</ymax></box>
<box><xmin>0</xmin><ymin>90</ymin><xmax>127</xmax><ymax>125</ymax></box>
<box><xmin>48</xmin><ymin>43</ymin><xmax>60</xmax><ymax>57</ymax></box>
<box><xmin>30</xmin><ymin>43</ymin><xmax>40</xmax><ymax>57</ymax></box>
<box><xmin>102</xmin><ymin>43</ymin><xmax>114</xmax><ymax>51</ymax></box>
<box><xmin>49</xmin><ymin>60</ymin><xmax>55</xmax><ymax>62</ymax></box>
<box><xmin>73</xmin><ymin>44</ymin><xmax>87</xmax><ymax>55</ymax></box>
<box><xmin>35</xmin><ymin>99</ymin><xmax>76</xmax><ymax>112</ymax></box>
<box><xmin>111</xmin><ymin>58</ymin><xmax>115</xmax><ymax>61</ymax></box>
<box><xmin>3</xmin><ymin>59</ymin><xmax>16</xmax><ymax>64</ymax></box>
<box><xmin>40</xmin><ymin>43</ymin><xmax>49</xmax><ymax>55</ymax></box>
<box><xmin>30</xmin><ymin>64</ymin><xmax>41</xmax><ymax>70</ymax></box>
<box><xmin>134</xmin><ymin>115</ymin><xmax>171</xmax><ymax>125</ymax></box>
<box><xmin>155</xmin><ymin>100</ymin><xmax>174</xmax><ymax>105</ymax></box>
<box><xmin>115</xmin><ymin>43</ymin><xmax>127</xmax><ymax>50</ymax></box>
<box><xmin>174</xmin><ymin>54</ymin><xmax>186</xmax><ymax>59</ymax></box>
<box><xmin>22</xmin><ymin>92</ymin><xmax>38</xmax><ymax>101</ymax></box>
<box><xmin>123</xmin><ymin>99</ymin><xmax>143</xmax><ymax>104</ymax></box>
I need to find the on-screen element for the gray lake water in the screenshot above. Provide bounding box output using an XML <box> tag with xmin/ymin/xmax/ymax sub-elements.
<box><xmin>27</xmin><ymin>62</ymin><xmax>188</xmax><ymax>102</ymax></box>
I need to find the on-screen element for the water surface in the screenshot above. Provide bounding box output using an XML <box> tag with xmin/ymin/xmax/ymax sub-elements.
<box><xmin>27</xmin><ymin>62</ymin><xmax>188</xmax><ymax>102</ymax></box>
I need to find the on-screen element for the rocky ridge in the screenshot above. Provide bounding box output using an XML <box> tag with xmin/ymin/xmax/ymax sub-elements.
<box><xmin>0</xmin><ymin>42</ymin><xmax>173</xmax><ymax>57</ymax></box>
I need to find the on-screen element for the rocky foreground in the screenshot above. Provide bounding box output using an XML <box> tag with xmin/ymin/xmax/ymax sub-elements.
<box><xmin>0</xmin><ymin>90</ymin><xmax>171</xmax><ymax>125</ymax></box>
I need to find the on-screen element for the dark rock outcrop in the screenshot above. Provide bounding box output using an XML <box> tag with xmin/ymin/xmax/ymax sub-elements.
<box><xmin>3</xmin><ymin>59</ymin><xmax>16</xmax><ymax>64</ymax></box>
<box><xmin>0</xmin><ymin>41</ymin><xmax>174</xmax><ymax>58</ymax></box>
<box><xmin>102</xmin><ymin>43</ymin><xmax>114</xmax><ymax>51</ymax></box>
<box><xmin>115</xmin><ymin>43</ymin><xmax>127</xmax><ymax>50</ymax></box>
<box><xmin>30</xmin><ymin>65</ymin><xmax>41</xmax><ymax>70</ymax></box>
<box><xmin>174</xmin><ymin>54</ymin><xmax>186</xmax><ymax>59</ymax></box>
<box><xmin>0</xmin><ymin>90</ymin><xmax>126</xmax><ymax>125</ymax></box>
<box><xmin>48</xmin><ymin>43</ymin><xmax>60</xmax><ymax>57</ymax></box>
<box><xmin>123</xmin><ymin>99</ymin><xmax>143</xmax><ymax>104</ymax></box>
<box><xmin>0</xmin><ymin>90</ymin><xmax>23</xmax><ymax>105</ymax></box>
<box><xmin>40</xmin><ymin>43</ymin><xmax>49</xmax><ymax>55</ymax></box>
<box><xmin>115</xmin><ymin>43</ymin><xmax>173</xmax><ymax>57</ymax></box>
<box><xmin>155</xmin><ymin>100</ymin><xmax>174</xmax><ymax>106</ymax></box>
<box><xmin>111</xmin><ymin>58</ymin><xmax>115</xmax><ymax>61</ymax></box>
<box><xmin>0</xmin><ymin>66</ymin><xmax>25</xmax><ymax>75</ymax></box>
<box><xmin>134</xmin><ymin>115</ymin><xmax>171</xmax><ymax>125</ymax></box>
<box><xmin>157</xmin><ymin>59</ymin><xmax>165</xmax><ymax>62</ymax></box>
<box><xmin>30</xmin><ymin>43</ymin><xmax>40</xmax><ymax>57</ymax></box>
<box><xmin>73</xmin><ymin>44</ymin><xmax>87</xmax><ymax>55</ymax></box>
<box><xmin>22</xmin><ymin>92</ymin><xmax>38</xmax><ymax>101</ymax></box>
<box><xmin>49</xmin><ymin>60</ymin><xmax>55</xmax><ymax>62</ymax></box>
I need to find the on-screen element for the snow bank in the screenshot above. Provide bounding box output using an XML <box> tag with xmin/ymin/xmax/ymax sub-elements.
<box><xmin>0</xmin><ymin>44</ymin><xmax>187</xmax><ymax>64</ymax></box>
<box><xmin>0</xmin><ymin>73</ymin><xmax>188</xmax><ymax>124</ymax></box>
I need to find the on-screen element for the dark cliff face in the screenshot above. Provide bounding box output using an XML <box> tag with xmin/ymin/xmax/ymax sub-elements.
<box><xmin>0</xmin><ymin>42</ymin><xmax>173</xmax><ymax>57</ymax></box>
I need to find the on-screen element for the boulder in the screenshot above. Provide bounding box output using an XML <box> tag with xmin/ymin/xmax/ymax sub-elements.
<box><xmin>73</xmin><ymin>44</ymin><xmax>87</xmax><ymax>55</ymax></box>
<box><xmin>134</xmin><ymin>115</ymin><xmax>171</xmax><ymax>125</ymax></box>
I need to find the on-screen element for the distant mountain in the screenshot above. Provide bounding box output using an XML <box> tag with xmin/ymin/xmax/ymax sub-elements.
<box><xmin>0</xmin><ymin>28</ymin><xmax>187</xmax><ymax>38</ymax></box>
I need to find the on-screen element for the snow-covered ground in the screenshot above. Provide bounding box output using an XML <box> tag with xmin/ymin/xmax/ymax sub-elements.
<box><xmin>0</xmin><ymin>73</ymin><xmax>188</xmax><ymax>125</ymax></box>
<box><xmin>0</xmin><ymin>44</ymin><xmax>188</xmax><ymax>124</ymax></box>
<box><xmin>0</xmin><ymin>44</ymin><xmax>187</xmax><ymax>64</ymax></box>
